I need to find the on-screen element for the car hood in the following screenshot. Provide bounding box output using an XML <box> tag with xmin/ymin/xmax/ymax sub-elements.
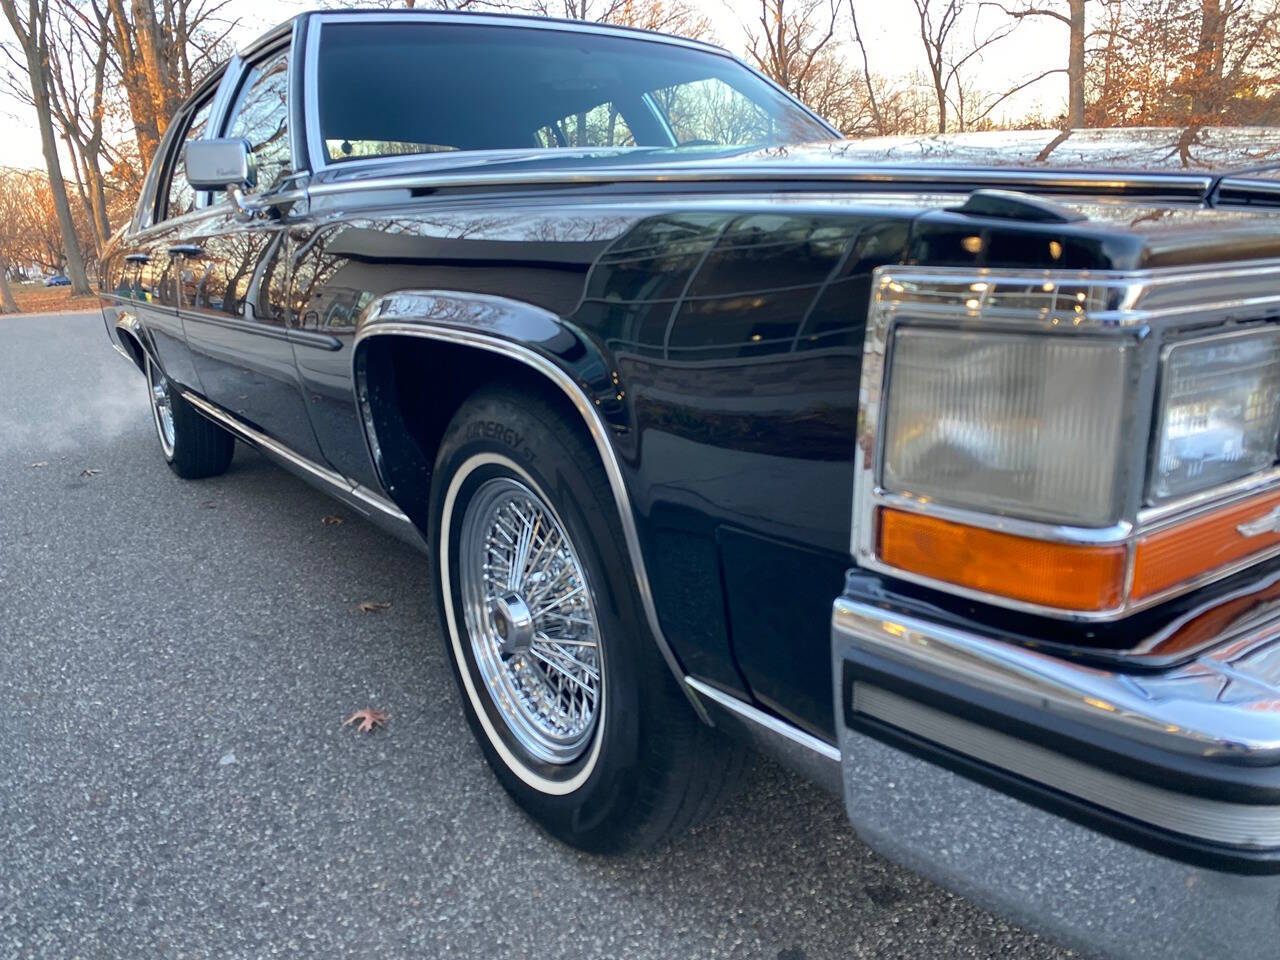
<box><xmin>767</xmin><ymin>127</ymin><xmax>1280</xmax><ymax>174</ymax></box>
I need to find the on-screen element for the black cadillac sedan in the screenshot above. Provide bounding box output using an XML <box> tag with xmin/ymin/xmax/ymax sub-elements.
<box><xmin>99</xmin><ymin>11</ymin><xmax>1280</xmax><ymax>958</ymax></box>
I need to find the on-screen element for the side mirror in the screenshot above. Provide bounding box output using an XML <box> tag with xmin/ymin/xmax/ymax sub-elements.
<box><xmin>184</xmin><ymin>138</ymin><xmax>256</xmax><ymax>192</ymax></box>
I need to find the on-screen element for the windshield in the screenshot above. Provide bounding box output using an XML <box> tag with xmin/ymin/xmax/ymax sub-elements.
<box><xmin>313</xmin><ymin>21</ymin><xmax>835</xmax><ymax>164</ymax></box>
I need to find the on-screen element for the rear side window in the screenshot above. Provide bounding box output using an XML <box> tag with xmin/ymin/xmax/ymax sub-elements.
<box><xmin>534</xmin><ymin>102</ymin><xmax>636</xmax><ymax>149</ymax></box>
<box><xmin>313</xmin><ymin>21</ymin><xmax>833</xmax><ymax>163</ymax></box>
<box><xmin>161</xmin><ymin>92</ymin><xmax>216</xmax><ymax>221</ymax></box>
<box><xmin>652</xmin><ymin>78</ymin><xmax>773</xmax><ymax>146</ymax></box>
<box><xmin>224</xmin><ymin>50</ymin><xmax>291</xmax><ymax>192</ymax></box>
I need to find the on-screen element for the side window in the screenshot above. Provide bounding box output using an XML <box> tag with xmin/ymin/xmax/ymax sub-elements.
<box><xmin>162</xmin><ymin>94</ymin><xmax>215</xmax><ymax>221</ymax></box>
<box><xmin>650</xmin><ymin>78</ymin><xmax>772</xmax><ymax>146</ymax></box>
<box><xmin>224</xmin><ymin>50</ymin><xmax>291</xmax><ymax>193</ymax></box>
<box><xmin>534</xmin><ymin>102</ymin><xmax>636</xmax><ymax>149</ymax></box>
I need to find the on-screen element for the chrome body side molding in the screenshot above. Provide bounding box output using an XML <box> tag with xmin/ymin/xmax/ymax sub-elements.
<box><xmin>353</xmin><ymin>302</ymin><xmax>710</xmax><ymax>722</ymax></box>
<box><xmin>686</xmin><ymin>677</ymin><xmax>841</xmax><ymax>795</ymax></box>
<box><xmin>181</xmin><ymin>390</ymin><xmax>427</xmax><ymax>551</ymax></box>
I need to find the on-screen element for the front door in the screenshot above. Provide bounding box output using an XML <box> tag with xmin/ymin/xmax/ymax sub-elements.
<box><xmin>178</xmin><ymin>41</ymin><xmax>326</xmax><ymax>465</ymax></box>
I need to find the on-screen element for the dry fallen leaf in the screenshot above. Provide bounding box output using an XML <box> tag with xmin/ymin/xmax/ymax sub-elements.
<box><xmin>79</xmin><ymin>468</ymin><xmax>101</xmax><ymax>478</ymax></box>
<box><xmin>358</xmin><ymin>601</ymin><xmax>390</xmax><ymax>614</ymax></box>
<box><xmin>321</xmin><ymin>515</ymin><xmax>345</xmax><ymax>526</ymax></box>
<box><xmin>344</xmin><ymin>707</ymin><xmax>388</xmax><ymax>733</ymax></box>
<box><xmin>29</xmin><ymin>461</ymin><xmax>48</xmax><ymax>468</ymax></box>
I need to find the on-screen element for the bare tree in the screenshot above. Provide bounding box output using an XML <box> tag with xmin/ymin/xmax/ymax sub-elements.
<box><xmin>46</xmin><ymin>0</ymin><xmax>114</xmax><ymax>253</ymax></box>
<box><xmin>0</xmin><ymin>0</ymin><xmax>92</xmax><ymax>294</ymax></box>
<box><xmin>847</xmin><ymin>0</ymin><xmax>885</xmax><ymax>133</ymax></box>
<box><xmin>997</xmin><ymin>0</ymin><xmax>1088</xmax><ymax>127</ymax></box>
<box><xmin>522</xmin><ymin>0</ymin><xmax>714</xmax><ymax>37</ymax></box>
<box><xmin>95</xmin><ymin>0</ymin><xmax>235</xmax><ymax>168</ymax></box>
<box><xmin>914</xmin><ymin>0</ymin><xmax>1056</xmax><ymax>132</ymax></box>
<box><xmin>743</xmin><ymin>0</ymin><xmax>838</xmax><ymax>95</ymax></box>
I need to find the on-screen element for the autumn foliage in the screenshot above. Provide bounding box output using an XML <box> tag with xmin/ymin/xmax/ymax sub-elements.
<box><xmin>4</xmin><ymin>0</ymin><xmax>1280</xmax><ymax>313</ymax></box>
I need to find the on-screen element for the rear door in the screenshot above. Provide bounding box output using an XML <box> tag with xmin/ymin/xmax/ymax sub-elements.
<box><xmin>180</xmin><ymin>44</ymin><xmax>327</xmax><ymax>464</ymax></box>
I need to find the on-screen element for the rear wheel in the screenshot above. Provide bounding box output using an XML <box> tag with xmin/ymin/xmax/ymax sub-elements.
<box><xmin>145</xmin><ymin>356</ymin><xmax>235</xmax><ymax>479</ymax></box>
<box><xmin>430</xmin><ymin>385</ymin><xmax>744</xmax><ymax>853</ymax></box>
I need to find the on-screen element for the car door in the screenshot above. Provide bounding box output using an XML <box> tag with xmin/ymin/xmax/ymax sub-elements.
<box><xmin>179</xmin><ymin>44</ymin><xmax>327</xmax><ymax>464</ymax></box>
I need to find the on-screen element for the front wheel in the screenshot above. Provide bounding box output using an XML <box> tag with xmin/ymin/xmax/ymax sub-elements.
<box><xmin>144</xmin><ymin>356</ymin><xmax>235</xmax><ymax>479</ymax></box>
<box><xmin>430</xmin><ymin>385</ymin><xmax>743</xmax><ymax>853</ymax></box>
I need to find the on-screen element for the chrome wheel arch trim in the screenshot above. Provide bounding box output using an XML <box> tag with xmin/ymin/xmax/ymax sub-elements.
<box><xmin>352</xmin><ymin>296</ymin><xmax>711</xmax><ymax>723</ymax></box>
<box><xmin>111</xmin><ymin>311</ymin><xmax>153</xmax><ymax>374</ymax></box>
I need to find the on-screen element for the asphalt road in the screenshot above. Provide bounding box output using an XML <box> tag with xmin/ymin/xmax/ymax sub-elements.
<box><xmin>0</xmin><ymin>312</ymin><xmax>1073</xmax><ymax>959</ymax></box>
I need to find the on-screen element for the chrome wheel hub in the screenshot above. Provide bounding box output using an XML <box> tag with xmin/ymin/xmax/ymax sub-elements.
<box><xmin>458</xmin><ymin>476</ymin><xmax>603</xmax><ymax>765</ymax></box>
<box><xmin>146</xmin><ymin>358</ymin><xmax>175</xmax><ymax>458</ymax></box>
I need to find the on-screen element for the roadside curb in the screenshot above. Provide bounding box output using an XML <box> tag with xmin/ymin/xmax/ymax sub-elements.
<box><xmin>1</xmin><ymin>308</ymin><xmax>101</xmax><ymax>320</ymax></box>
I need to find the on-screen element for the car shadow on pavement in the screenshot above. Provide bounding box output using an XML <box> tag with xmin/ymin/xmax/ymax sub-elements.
<box><xmin>189</xmin><ymin>444</ymin><xmax>1070</xmax><ymax>960</ymax></box>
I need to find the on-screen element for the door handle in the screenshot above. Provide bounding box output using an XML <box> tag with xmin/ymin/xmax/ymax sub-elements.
<box><xmin>167</xmin><ymin>244</ymin><xmax>205</xmax><ymax>258</ymax></box>
<box><xmin>123</xmin><ymin>252</ymin><xmax>150</xmax><ymax>264</ymax></box>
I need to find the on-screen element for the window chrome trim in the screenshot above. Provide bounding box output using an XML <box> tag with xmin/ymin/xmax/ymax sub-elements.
<box><xmin>853</xmin><ymin>262</ymin><xmax>1280</xmax><ymax>622</ymax></box>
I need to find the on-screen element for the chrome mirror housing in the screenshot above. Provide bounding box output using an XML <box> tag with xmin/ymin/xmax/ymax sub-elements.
<box><xmin>184</xmin><ymin>138</ymin><xmax>256</xmax><ymax>192</ymax></box>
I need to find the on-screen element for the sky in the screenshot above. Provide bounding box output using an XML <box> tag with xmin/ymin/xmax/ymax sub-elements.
<box><xmin>0</xmin><ymin>0</ymin><xmax>1066</xmax><ymax>171</ymax></box>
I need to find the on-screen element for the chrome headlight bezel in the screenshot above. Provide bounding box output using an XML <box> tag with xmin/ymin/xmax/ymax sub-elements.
<box><xmin>854</xmin><ymin>263</ymin><xmax>1280</xmax><ymax>622</ymax></box>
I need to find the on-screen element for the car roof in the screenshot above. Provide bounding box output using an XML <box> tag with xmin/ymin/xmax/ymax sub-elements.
<box><xmin>244</xmin><ymin>8</ymin><xmax>730</xmax><ymax>59</ymax></box>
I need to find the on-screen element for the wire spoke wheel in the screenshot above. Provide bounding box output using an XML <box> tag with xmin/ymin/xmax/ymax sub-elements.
<box><xmin>458</xmin><ymin>476</ymin><xmax>603</xmax><ymax>765</ymax></box>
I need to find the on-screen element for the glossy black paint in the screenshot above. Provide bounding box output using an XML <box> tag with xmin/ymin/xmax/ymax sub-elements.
<box><xmin>98</xmin><ymin>12</ymin><xmax>1280</xmax><ymax>745</ymax></box>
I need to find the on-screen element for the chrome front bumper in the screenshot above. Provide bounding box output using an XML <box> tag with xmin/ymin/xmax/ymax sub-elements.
<box><xmin>833</xmin><ymin>572</ymin><xmax>1280</xmax><ymax>959</ymax></box>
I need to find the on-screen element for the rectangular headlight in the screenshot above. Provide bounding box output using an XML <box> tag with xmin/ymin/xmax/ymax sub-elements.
<box><xmin>882</xmin><ymin>328</ymin><xmax>1133</xmax><ymax>526</ymax></box>
<box><xmin>1151</xmin><ymin>330</ymin><xmax>1280</xmax><ymax>502</ymax></box>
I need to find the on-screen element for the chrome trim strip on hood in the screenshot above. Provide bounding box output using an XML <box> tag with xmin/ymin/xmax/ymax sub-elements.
<box><xmin>307</xmin><ymin>162</ymin><xmax>1217</xmax><ymax>201</ymax></box>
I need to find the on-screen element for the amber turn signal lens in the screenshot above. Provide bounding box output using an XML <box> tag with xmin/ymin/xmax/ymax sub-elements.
<box><xmin>877</xmin><ymin>508</ymin><xmax>1127</xmax><ymax>612</ymax></box>
<box><xmin>1132</xmin><ymin>490</ymin><xmax>1280</xmax><ymax>601</ymax></box>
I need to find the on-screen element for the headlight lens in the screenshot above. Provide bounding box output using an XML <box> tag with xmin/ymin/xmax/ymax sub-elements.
<box><xmin>881</xmin><ymin>328</ymin><xmax>1133</xmax><ymax>526</ymax></box>
<box><xmin>1151</xmin><ymin>330</ymin><xmax>1280</xmax><ymax>501</ymax></box>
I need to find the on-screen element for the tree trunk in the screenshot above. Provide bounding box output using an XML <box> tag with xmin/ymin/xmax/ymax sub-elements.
<box><xmin>85</xmin><ymin>153</ymin><xmax>111</xmax><ymax>249</ymax></box>
<box><xmin>1193</xmin><ymin>0</ymin><xmax>1226</xmax><ymax>118</ymax></box>
<box><xmin>0</xmin><ymin>261</ymin><xmax>19</xmax><ymax>314</ymax></box>
<box><xmin>105</xmin><ymin>0</ymin><xmax>162</xmax><ymax>166</ymax></box>
<box><xmin>934</xmin><ymin>72</ymin><xmax>947</xmax><ymax>134</ymax></box>
<box><xmin>1</xmin><ymin>0</ymin><xmax>93</xmax><ymax>296</ymax></box>
<box><xmin>131</xmin><ymin>0</ymin><xmax>177</xmax><ymax>139</ymax></box>
<box><xmin>33</xmin><ymin>71</ymin><xmax>92</xmax><ymax>295</ymax></box>
<box><xmin>1067</xmin><ymin>0</ymin><xmax>1085</xmax><ymax>127</ymax></box>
